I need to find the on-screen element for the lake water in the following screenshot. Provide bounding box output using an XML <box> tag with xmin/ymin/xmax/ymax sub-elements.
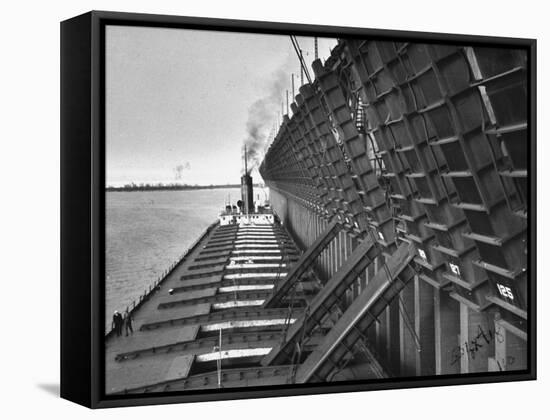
<box><xmin>105</xmin><ymin>188</ymin><xmax>245</xmax><ymax>333</ymax></box>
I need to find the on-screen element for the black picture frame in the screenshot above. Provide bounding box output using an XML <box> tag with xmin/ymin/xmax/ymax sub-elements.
<box><xmin>61</xmin><ymin>10</ymin><xmax>536</xmax><ymax>409</ymax></box>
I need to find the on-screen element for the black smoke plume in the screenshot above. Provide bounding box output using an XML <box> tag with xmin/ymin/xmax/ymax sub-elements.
<box><xmin>243</xmin><ymin>68</ymin><xmax>288</xmax><ymax>174</ymax></box>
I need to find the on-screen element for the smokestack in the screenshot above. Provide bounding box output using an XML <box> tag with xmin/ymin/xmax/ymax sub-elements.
<box><xmin>240</xmin><ymin>173</ymin><xmax>254</xmax><ymax>215</ymax></box>
<box><xmin>241</xmin><ymin>145</ymin><xmax>254</xmax><ymax>214</ymax></box>
<box><xmin>291</xmin><ymin>74</ymin><xmax>295</xmax><ymax>100</ymax></box>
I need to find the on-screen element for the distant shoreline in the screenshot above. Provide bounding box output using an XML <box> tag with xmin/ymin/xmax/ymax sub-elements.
<box><xmin>106</xmin><ymin>184</ymin><xmax>264</xmax><ymax>192</ymax></box>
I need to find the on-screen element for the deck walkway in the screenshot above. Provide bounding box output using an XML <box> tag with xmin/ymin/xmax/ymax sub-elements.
<box><xmin>105</xmin><ymin>220</ymin><xmax>301</xmax><ymax>394</ymax></box>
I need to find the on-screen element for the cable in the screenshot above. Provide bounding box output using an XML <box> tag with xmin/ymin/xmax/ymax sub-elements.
<box><xmin>290</xmin><ymin>36</ymin><xmax>313</xmax><ymax>86</ymax></box>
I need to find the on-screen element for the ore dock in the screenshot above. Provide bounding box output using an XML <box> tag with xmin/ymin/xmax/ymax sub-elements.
<box><xmin>106</xmin><ymin>39</ymin><xmax>529</xmax><ymax>394</ymax></box>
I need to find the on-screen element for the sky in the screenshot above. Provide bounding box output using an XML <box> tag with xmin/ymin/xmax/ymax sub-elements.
<box><xmin>106</xmin><ymin>25</ymin><xmax>337</xmax><ymax>187</ymax></box>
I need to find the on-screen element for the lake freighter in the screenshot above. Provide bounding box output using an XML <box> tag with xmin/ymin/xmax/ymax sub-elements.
<box><xmin>106</xmin><ymin>38</ymin><xmax>528</xmax><ymax>394</ymax></box>
<box><xmin>105</xmin><ymin>158</ymin><xmax>312</xmax><ymax>394</ymax></box>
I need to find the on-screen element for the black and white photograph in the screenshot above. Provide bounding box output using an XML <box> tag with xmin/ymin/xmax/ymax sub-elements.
<box><xmin>102</xmin><ymin>20</ymin><xmax>532</xmax><ymax>396</ymax></box>
<box><xmin>3</xmin><ymin>0</ymin><xmax>549</xmax><ymax>417</ymax></box>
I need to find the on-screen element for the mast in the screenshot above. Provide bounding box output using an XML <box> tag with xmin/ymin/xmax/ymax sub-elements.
<box><xmin>314</xmin><ymin>37</ymin><xmax>318</xmax><ymax>60</ymax></box>
<box><xmin>242</xmin><ymin>145</ymin><xmax>252</xmax><ymax>218</ymax></box>
<box><xmin>244</xmin><ymin>145</ymin><xmax>248</xmax><ymax>174</ymax></box>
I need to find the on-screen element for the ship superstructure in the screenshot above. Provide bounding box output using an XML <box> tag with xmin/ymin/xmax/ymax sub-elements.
<box><xmin>219</xmin><ymin>147</ymin><xmax>275</xmax><ymax>226</ymax></box>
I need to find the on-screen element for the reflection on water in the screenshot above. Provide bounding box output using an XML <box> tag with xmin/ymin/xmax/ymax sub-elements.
<box><xmin>105</xmin><ymin>188</ymin><xmax>247</xmax><ymax>333</ymax></box>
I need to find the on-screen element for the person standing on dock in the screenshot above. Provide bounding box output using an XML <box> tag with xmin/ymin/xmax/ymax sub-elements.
<box><xmin>123</xmin><ymin>310</ymin><xmax>134</xmax><ymax>337</ymax></box>
<box><xmin>112</xmin><ymin>310</ymin><xmax>123</xmax><ymax>337</ymax></box>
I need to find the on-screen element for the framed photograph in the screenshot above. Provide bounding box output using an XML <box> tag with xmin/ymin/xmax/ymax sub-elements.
<box><xmin>61</xmin><ymin>10</ymin><xmax>536</xmax><ymax>408</ymax></box>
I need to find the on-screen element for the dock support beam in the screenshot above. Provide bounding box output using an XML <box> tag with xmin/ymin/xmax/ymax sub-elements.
<box><xmin>262</xmin><ymin>236</ymin><xmax>378</xmax><ymax>367</ymax></box>
<box><xmin>295</xmin><ymin>243</ymin><xmax>417</xmax><ymax>383</ymax></box>
<box><xmin>263</xmin><ymin>220</ymin><xmax>341</xmax><ymax>308</ymax></box>
<box><xmin>434</xmin><ymin>289</ymin><xmax>460</xmax><ymax>375</ymax></box>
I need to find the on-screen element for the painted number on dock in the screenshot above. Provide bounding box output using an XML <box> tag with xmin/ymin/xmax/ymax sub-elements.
<box><xmin>418</xmin><ymin>248</ymin><xmax>427</xmax><ymax>261</ymax></box>
<box><xmin>449</xmin><ymin>263</ymin><xmax>461</xmax><ymax>277</ymax></box>
<box><xmin>496</xmin><ymin>283</ymin><xmax>514</xmax><ymax>301</ymax></box>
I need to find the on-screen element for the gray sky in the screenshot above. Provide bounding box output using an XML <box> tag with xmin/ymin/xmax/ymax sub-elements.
<box><xmin>106</xmin><ymin>25</ymin><xmax>337</xmax><ymax>187</ymax></box>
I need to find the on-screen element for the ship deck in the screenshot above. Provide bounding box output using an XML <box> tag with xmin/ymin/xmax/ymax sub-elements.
<box><xmin>105</xmin><ymin>221</ymin><xmax>305</xmax><ymax>394</ymax></box>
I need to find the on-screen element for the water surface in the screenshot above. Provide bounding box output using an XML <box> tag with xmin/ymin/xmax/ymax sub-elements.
<box><xmin>105</xmin><ymin>188</ymin><xmax>242</xmax><ymax>332</ymax></box>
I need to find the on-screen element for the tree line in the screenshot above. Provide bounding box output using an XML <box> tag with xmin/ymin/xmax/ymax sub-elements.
<box><xmin>106</xmin><ymin>182</ymin><xmax>264</xmax><ymax>192</ymax></box>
